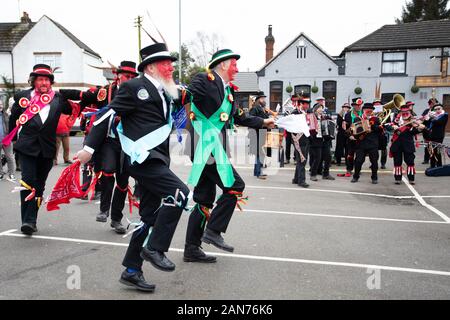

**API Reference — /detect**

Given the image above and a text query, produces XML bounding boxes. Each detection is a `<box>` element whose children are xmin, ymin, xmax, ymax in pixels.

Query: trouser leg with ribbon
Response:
<box><xmin>18</xmin><ymin>153</ymin><xmax>53</xmax><ymax>226</ymax></box>
<box><xmin>123</xmin><ymin>159</ymin><xmax>190</xmax><ymax>272</ymax></box>
<box><xmin>394</xmin><ymin>151</ymin><xmax>416</xmax><ymax>183</ymax></box>
<box><xmin>292</xmin><ymin>134</ymin><xmax>309</xmax><ymax>185</ymax></box>
<box><xmin>393</xmin><ymin>152</ymin><xmax>404</xmax><ymax>183</ymax></box>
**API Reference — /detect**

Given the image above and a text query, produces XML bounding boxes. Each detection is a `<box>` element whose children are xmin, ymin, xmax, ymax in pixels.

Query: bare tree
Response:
<box><xmin>188</xmin><ymin>32</ymin><xmax>225</xmax><ymax>68</ymax></box>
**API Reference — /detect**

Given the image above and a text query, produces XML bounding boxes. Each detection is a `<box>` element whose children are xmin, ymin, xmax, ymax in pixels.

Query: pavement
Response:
<box><xmin>0</xmin><ymin>132</ymin><xmax>449</xmax><ymax>300</ymax></box>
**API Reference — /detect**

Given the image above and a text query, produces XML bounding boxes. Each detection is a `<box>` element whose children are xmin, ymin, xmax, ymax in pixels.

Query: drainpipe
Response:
<box><xmin>10</xmin><ymin>51</ymin><xmax>16</xmax><ymax>94</ymax></box>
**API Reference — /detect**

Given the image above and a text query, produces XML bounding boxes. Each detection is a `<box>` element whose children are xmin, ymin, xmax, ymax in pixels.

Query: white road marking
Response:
<box><xmin>402</xmin><ymin>177</ymin><xmax>450</xmax><ymax>223</ymax></box>
<box><xmin>246</xmin><ymin>185</ymin><xmax>411</xmax><ymax>199</ymax></box>
<box><xmin>0</xmin><ymin>229</ymin><xmax>17</xmax><ymax>236</ymax></box>
<box><xmin>2</xmin><ymin>231</ymin><xmax>450</xmax><ymax>277</ymax></box>
<box><xmin>234</xmin><ymin>166</ymin><xmax>426</xmax><ymax>174</ymax></box>
<box><xmin>243</xmin><ymin>209</ymin><xmax>449</xmax><ymax>225</ymax></box>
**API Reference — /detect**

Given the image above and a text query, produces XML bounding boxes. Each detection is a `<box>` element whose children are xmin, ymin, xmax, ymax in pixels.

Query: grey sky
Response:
<box><xmin>2</xmin><ymin>0</ymin><xmax>410</xmax><ymax>71</ymax></box>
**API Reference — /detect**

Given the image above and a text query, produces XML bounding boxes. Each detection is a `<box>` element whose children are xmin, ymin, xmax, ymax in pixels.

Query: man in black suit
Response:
<box><xmin>426</xmin><ymin>103</ymin><xmax>449</xmax><ymax>168</ymax></box>
<box><xmin>82</xmin><ymin>43</ymin><xmax>188</xmax><ymax>292</ymax></box>
<box><xmin>78</xmin><ymin>61</ymin><xmax>138</xmax><ymax>233</ymax></box>
<box><xmin>5</xmin><ymin>64</ymin><xmax>81</xmax><ymax>235</ymax></box>
<box><xmin>183</xmin><ymin>49</ymin><xmax>275</xmax><ymax>263</ymax></box>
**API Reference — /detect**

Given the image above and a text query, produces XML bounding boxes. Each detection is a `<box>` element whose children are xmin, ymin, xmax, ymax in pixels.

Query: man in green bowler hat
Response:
<box><xmin>183</xmin><ymin>49</ymin><xmax>275</xmax><ymax>262</ymax></box>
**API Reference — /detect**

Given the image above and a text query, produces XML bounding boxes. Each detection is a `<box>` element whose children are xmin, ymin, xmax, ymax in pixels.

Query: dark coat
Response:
<box><xmin>187</xmin><ymin>71</ymin><xmax>264</xmax><ymax>160</ymax></box>
<box><xmin>386</xmin><ymin>124</ymin><xmax>420</xmax><ymax>154</ymax></box>
<box><xmin>428</xmin><ymin>113</ymin><xmax>448</xmax><ymax>143</ymax></box>
<box><xmin>109</xmin><ymin>76</ymin><xmax>171</xmax><ymax>165</ymax></box>
<box><xmin>9</xmin><ymin>88</ymin><xmax>81</xmax><ymax>158</ymax></box>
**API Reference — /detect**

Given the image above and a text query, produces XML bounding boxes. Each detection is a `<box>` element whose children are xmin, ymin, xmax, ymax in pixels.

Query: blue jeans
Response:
<box><xmin>254</xmin><ymin>156</ymin><xmax>263</xmax><ymax>177</ymax></box>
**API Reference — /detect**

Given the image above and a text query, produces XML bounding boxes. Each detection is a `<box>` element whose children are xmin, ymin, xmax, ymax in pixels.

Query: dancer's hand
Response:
<box><xmin>263</xmin><ymin>118</ymin><xmax>275</xmax><ymax>129</ymax></box>
<box><xmin>75</xmin><ymin>150</ymin><xmax>92</xmax><ymax>164</ymax></box>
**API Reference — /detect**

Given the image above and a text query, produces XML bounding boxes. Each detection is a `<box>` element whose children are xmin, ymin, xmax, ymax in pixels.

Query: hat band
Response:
<box><xmin>209</xmin><ymin>52</ymin><xmax>238</xmax><ymax>68</ymax></box>
<box><xmin>142</xmin><ymin>51</ymin><xmax>171</xmax><ymax>62</ymax></box>
<box><xmin>119</xmin><ymin>66</ymin><xmax>137</xmax><ymax>73</ymax></box>
<box><xmin>34</xmin><ymin>68</ymin><xmax>52</xmax><ymax>75</ymax></box>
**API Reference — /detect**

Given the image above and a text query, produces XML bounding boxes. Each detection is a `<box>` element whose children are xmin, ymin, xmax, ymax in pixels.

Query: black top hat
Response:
<box><xmin>208</xmin><ymin>49</ymin><xmax>240</xmax><ymax>70</ymax></box>
<box><xmin>30</xmin><ymin>64</ymin><xmax>54</xmax><ymax>81</ymax></box>
<box><xmin>117</xmin><ymin>61</ymin><xmax>138</xmax><ymax>76</ymax></box>
<box><xmin>431</xmin><ymin>103</ymin><xmax>444</xmax><ymax>111</ymax></box>
<box><xmin>254</xmin><ymin>91</ymin><xmax>266</xmax><ymax>101</ymax></box>
<box><xmin>352</xmin><ymin>97</ymin><xmax>363</xmax><ymax>106</ymax></box>
<box><xmin>362</xmin><ymin>102</ymin><xmax>375</xmax><ymax>110</ymax></box>
<box><xmin>138</xmin><ymin>43</ymin><xmax>176</xmax><ymax>72</ymax></box>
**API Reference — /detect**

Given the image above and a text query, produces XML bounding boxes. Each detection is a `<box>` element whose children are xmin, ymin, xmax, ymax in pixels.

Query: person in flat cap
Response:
<box><xmin>341</xmin><ymin>98</ymin><xmax>363</xmax><ymax>177</ymax></box>
<box><xmin>76</xmin><ymin>60</ymin><xmax>139</xmax><ymax>234</ymax></box>
<box><xmin>421</xmin><ymin>98</ymin><xmax>439</xmax><ymax>164</ymax></box>
<box><xmin>351</xmin><ymin>102</ymin><xmax>381</xmax><ymax>184</ymax></box>
<box><xmin>184</xmin><ymin>49</ymin><xmax>275</xmax><ymax>262</ymax></box>
<box><xmin>249</xmin><ymin>91</ymin><xmax>270</xmax><ymax>179</ymax></box>
<box><xmin>335</xmin><ymin>103</ymin><xmax>351</xmax><ymax>166</ymax></box>
<box><xmin>82</xmin><ymin>43</ymin><xmax>187</xmax><ymax>292</ymax></box>
<box><xmin>385</xmin><ymin>104</ymin><xmax>426</xmax><ymax>185</ymax></box>
<box><xmin>4</xmin><ymin>64</ymin><xmax>82</xmax><ymax>236</ymax></box>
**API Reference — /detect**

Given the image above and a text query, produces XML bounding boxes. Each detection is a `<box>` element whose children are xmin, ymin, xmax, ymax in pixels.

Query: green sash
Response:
<box><xmin>188</xmin><ymin>87</ymin><xmax>235</xmax><ymax>188</ymax></box>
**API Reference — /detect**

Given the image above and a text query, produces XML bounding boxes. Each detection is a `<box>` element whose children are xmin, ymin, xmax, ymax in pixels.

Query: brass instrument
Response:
<box><xmin>350</xmin><ymin>119</ymin><xmax>371</xmax><ymax>136</ymax></box>
<box><xmin>375</xmin><ymin>94</ymin><xmax>405</xmax><ymax>125</ymax></box>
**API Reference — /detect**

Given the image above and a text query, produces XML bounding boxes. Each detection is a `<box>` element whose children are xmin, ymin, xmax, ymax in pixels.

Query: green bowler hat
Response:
<box><xmin>208</xmin><ymin>49</ymin><xmax>241</xmax><ymax>70</ymax></box>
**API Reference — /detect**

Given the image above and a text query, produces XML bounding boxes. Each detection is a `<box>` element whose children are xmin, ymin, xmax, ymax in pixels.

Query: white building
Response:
<box><xmin>257</xmin><ymin>20</ymin><xmax>450</xmax><ymax>117</ymax></box>
<box><xmin>0</xmin><ymin>12</ymin><xmax>106</xmax><ymax>98</ymax></box>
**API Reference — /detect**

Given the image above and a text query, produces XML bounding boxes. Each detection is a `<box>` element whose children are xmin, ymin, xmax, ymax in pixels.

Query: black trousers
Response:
<box><xmin>430</xmin><ymin>139</ymin><xmax>444</xmax><ymax>168</ymax></box>
<box><xmin>293</xmin><ymin>139</ymin><xmax>309</xmax><ymax>184</ymax></box>
<box><xmin>393</xmin><ymin>151</ymin><xmax>415</xmax><ymax>182</ymax></box>
<box><xmin>18</xmin><ymin>152</ymin><xmax>54</xmax><ymax>224</ymax></box>
<box><xmin>285</xmin><ymin>131</ymin><xmax>293</xmax><ymax>161</ymax></box>
<box><xmin>317</xmin><ymin>139</ymin><xmax>332</xmax><ymax>177</ymax></box>
<box><xmin>335</xmin><ymin>133</ymin><xmax>347</xmax><ymax>165</ymax></box>
<box><xmin>354</xmin><ymin>148</ymin><xmax>379</xmax><ymax>180</ymax></box>
<box><xmin>346</xmin><ymin>139</ymin><xmax>357</xmax><ymax>173</ymax></box>
<box><xmin>122</xmin><ymin>158</ymin><xmax>189</xmax><ymax>270</ymax></box>
<box><xmin>98</xmin><ymin>139</ymin><xmax>129</xmax><ymax>222</ymax></box>
<box><xmin>185</xmin><ymin>164</ymin><xmax>245</xmax><ymax>247</ymax></box>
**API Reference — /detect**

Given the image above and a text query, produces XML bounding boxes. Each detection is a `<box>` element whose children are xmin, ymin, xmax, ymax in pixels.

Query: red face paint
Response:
<box><xmin>363</xmin><ymin>109</ymin><xmax>373</xmax><ymax>116</ymax></box>
<box><xmin>117</xmin><ymin>72</ymin><xmax>136</xmax><ymax>85</ymax></box>
<box><xmin>156</xmin><ymin>60</ymin><xmax>174</xmax><ymax>80</ymax></box>
<box><xmin>227</xmin><ymin>59</ymin><xmax>239</xmax><ymax>81</ymax></box>
<box><xmin>34</xmin><ymin>76</ymin><xmax>52</xmax><ymax>94</ymax></box>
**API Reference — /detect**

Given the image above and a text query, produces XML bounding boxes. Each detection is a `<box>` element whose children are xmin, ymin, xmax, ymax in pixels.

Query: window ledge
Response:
<box><xmin>380</xmin><ymin>73</ymin><xmax>408</xmax><ymax>77</ymax></box>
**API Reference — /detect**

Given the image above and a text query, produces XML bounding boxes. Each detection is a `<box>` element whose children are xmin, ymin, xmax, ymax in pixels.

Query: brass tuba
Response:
<box><xmin>376</xmin><ymin>94</ymin><xmax>405</xmax><ymax>124</ymax></box>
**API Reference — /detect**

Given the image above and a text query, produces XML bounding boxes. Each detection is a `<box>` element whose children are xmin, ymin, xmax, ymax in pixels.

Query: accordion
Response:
<box><xmin>321</xmin><ymin>119</ymin><xmax>336</xmax><ymax>139</ymax></box>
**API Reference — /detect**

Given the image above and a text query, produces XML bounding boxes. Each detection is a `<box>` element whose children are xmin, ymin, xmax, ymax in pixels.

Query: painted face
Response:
<box><xmin>155</xmin><ymin>60</ymin><xmax>174</xmax><ymax>80</ymax></box>
<box><xmin>401</xmin><ymin>111</ymin><xmax>411</xmax><ymax>118</ymax></box>
<box><xmin>34</xmin><ymin>76</ymin><xmax>52</xmax><ymax>94</ymax></box>
<box><xmin>117</xmin><ymin>72</ymin><xmax>136</xmax><ymax>85</ymax></box>
<box><xmin>363</xmin><ymin>108</ymin><xmax>373</xmax><ymax>116</ymax></box>
<box><xmin>226</xmin><ymin>59</ymin><xmax>239</xmax><ymax>81</ymax></box>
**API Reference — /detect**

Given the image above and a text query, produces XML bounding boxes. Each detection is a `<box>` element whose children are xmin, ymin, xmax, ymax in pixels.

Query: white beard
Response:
<box><xmin>155</xmin><ymin>75</ymin><xmax>179</xmax><ymax>100</ymax></box>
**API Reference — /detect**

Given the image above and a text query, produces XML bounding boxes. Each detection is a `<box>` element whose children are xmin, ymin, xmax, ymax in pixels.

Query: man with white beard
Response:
<box><xmin>96</xmin><ymin>43</ymin><xmax>189</xmax><ymax>292</ymax></box>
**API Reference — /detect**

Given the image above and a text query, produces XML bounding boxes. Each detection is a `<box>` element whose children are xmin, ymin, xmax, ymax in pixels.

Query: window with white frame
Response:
<box><xmin>381</xmin><ymin>52</ymin><xmax>406</xmax><ymax>75</ymax></box>
<box><xmin>34</xmin><ymin>53</ymin><xmax>62</xmax><ymax>73</ymax></box>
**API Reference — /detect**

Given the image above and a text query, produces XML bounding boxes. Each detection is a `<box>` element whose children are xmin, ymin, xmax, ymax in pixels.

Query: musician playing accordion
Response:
<box><xmin>384</xmin><ymin>104</ymin><xmax>425</xmax><ymax>185</ymax></box>
<box><xmin>350</xmin><ymin>103</ymin><xmax>381</xmax><ymax>184</ymax></box>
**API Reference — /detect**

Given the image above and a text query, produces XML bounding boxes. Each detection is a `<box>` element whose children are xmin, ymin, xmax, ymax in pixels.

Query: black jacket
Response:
<box><xmin>187</xmin><ymin>71</ymin><xmax>264</xmax><ymax>160</ymax></box>
<box><xmin>9</xmin><ymin>88</ymin><xmax>81</xmax><ymax>158</ymax></box>
<box><xmin>109</xmin><ymin>76</ymin><xmax>172</xmax><ymax>165</ymax></box>
<box><xmin>428</xmin><ymin>113</ymin><xmax>448</xmax><ymax>143</ymax></box>
<box><xmin>84</xmin><ymin>108</ymin><xmax>120</xmax><ymax>152</ymax></box>
<box><xmin>386</xmin><ymin>124</ymin><xmax>420</xmax><ymax>154</ymax></box>
<box><xmin>249</xmin><ymin>104</ymin><xmax>270</xmax><ymax>120</ymax></box>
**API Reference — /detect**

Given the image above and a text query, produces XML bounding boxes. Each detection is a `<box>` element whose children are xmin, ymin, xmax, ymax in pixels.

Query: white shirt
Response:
<box><xmin>215</xmin><ymin>72</ymin><xmax>228</xmax><ymax>92</ymax></box>
<box><xmin>30</xmin><ymin>90</ymin><xmax>50</xmax><ymax>124</ymax></box>
<box><xmin>144</xmin><ymin>74</ymin><xmax>168</xmax><ymax>118</ymax></box>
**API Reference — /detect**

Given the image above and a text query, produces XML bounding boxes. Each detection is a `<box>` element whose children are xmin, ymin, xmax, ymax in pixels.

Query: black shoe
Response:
<box><xmin>322</xmin><ymin>175</ymin><xmax>335</xmax><ymax>181</ymax></box>
<box><xmin>372</xmin><ymin>179</ymin><xmax>378</xmax><ymax>185</ymax></box>
<box><xmin>380</xmin><ymin>165</ymin><xmax>386</xmax><ymax>170</ymax></box>
<box><xmin>257</xmin><ymin>175</ymin><xmax>267</xmax><ymax>180</ymax></box>
<box><xmin>111</xmin><ymin>220</ymin><xmax>126</xmax><ymax>234</ymax></box>
<box><xmin>351</xmin><ymin>178</ymin><xmax>359</xmax><ymax>183</ymax></box>
<box><xmin>395</xmin><ymin>181</ymin><xmax>401</xmax><ymax>185</ymax></box>
<box><xmin>292</xmin><ymin>179</ymin><xmax>298</xmax><ymax>185</ymax></box>
<box><xmin>298</xmin><ymin>182</ymin><xmax>310</xmax><ymax>188</ymax></box>
<box><xmin>140</xmin><ymin>247</ymin><xmax>176</xmax><ymax>272</ymax></box>
<box><xmin>284</xmin><ymin>160</ymin><xmax>290</xmax><ymax>165</ymax></box>
<box><xmin>422</xmin><ymin>161</ymin><xmax>429</xmax><ymax>165</ymax></box>
<box><xmin>96</xmin><ymin>211</ymin><xmax>109</xmax><ymax>223</ymax></box>
<box><xmin>409</xmin><ymin>180</ymin><xmax>415</xmax><ymax>185</ymax></box>
<box><xmin>183</xmin><ymin>245</ymin><xmax>217</xmax><ymax>263</ymax></box>
<box><xmin>310</xmin><ymin>176</ymin><xmax>318</xmax><ymax>182</ymax></box>
<box><xmin>119</xmin><ymin>270</ymin><xmax>155</xmax><ymax>293</ymax></box>
<box><xmin>201</xmin><ymin>229</ymin><xmax>234</xmax><ymax>253</ymax></box>
<box><xmin>21</xmin><ymin>223</ymin><xmax>37</xmax><ymax>235</ymax></box>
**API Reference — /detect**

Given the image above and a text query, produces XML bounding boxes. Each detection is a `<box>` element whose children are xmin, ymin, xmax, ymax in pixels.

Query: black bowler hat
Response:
<box><xmin>362</xmin><ymin>102</ymin><xmax>375</xmax><ymax>110</ymax></box>
<box><xmin>30</xmin><ymin>64</ymin><xmax>54</xmax><ymax>81</ymax></box>
<box><xmin>138</xmin><ymin>43</ymin><xmax>176</xmax><ymax>72</ymax></box>
<box><xmin>352</xmin><ymin>97</ymin><xmax>363</xmax><ymax>106</ymax></box>
<box><xmin>208</xmin><ymin>49</ymin><xmax>240</xmax><ymax>70</ymax></box>
<box><xmin>254</xmin><ymin>91</ymin><xmax>266</xmax><ymax>101</ymax></box>
<box><xmin>117</xmin><ymin>61</ymin><xmax>138</xmax><ymax>76</ymax></box>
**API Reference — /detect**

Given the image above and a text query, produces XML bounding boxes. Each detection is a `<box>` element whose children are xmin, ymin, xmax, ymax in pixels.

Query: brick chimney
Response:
<box><xmin>20</xmin><ymin>12</ymin><xmax>32</xmax><ymax>24</ymax></box>
<box><xmin>265</xmin><ymin>25</ymin><xmax>275</xmax><ymax>63</ymax></box>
